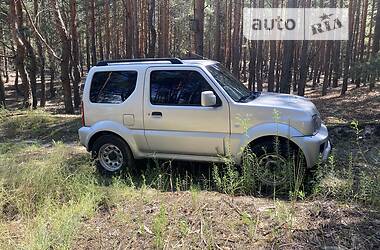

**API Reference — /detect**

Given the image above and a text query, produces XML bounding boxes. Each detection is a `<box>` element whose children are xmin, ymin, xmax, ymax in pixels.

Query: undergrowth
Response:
<box><xmin>0</xmin><ymin>110</ymin><xmax>378</xmax><ymax>249</ymax></box>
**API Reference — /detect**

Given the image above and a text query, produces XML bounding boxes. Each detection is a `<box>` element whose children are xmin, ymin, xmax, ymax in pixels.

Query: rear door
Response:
<box><xmin>143</xmin><ymin>66</ymin><xmax>229</xmax><ymax>156</ymax></box>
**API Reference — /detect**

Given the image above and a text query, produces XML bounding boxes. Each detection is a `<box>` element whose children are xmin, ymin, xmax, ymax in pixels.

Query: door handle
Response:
<box><xmin>151</xmin><ymin>111</ymin><xmax>162</xmax><ymax>117</ymax></box>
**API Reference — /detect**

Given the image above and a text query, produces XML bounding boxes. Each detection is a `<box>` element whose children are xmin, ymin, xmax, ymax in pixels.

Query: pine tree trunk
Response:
<box><xmin>366</xmin><ymin>0</ymin><xmax>376</xmax><ymax>59</ymax></box>
<box><xmin>268</xmin><ymin>0</ymin><xmax>279</xmax><ymax>92</ymax></box>
<box><xmin>70</xmin><ymin>0</ymin><xmax>81</xmax><ymax>108</ymax></box>
<box><xmin>359</xmin><ymin>0</ymin><xmax>369</xmax><ymax>61</ymax></box>
<box><xmin>50</xmin><ymin>0</ymin><xmax>74</xmax><ymax>114</ymax></box>
<box><xmin>112</xmin><ymin>0</ymin><xmax>120</xmax><ymax>59</ymax></box>
<box><xmin>214</xmin><ymin>0</ymin><xmax>221</xmax><ymax>61</ymax></box>
<box><xmin>193</xmin><ymin>0</ymin><xmax>205</xmax><ymax>56</ymax></box>
<box><xmin>9</xmin><ymin>0</ymin><xmax>31</xmax><ymax>109</ymax></box>
<box><xmin>90</xmin><ymin>0</ymin><xmax>97</xmax><ymax>65</ymax></box>
<box><xmin>148</xmin><ymin>0</ymin><xmax>156</xmax><ymax>57</ymax></box>
<box><xmin>0</xmin><ymin>71</ymin><xmax>5</xmax><ymax>108</ymax></box>
<box><xmin>14</xmin><ymin>69</ymin><xmax>20</xmax><ymax>95</ymax></box>
<box><xmin>322</xmin><ymin>41</ymin><xmax>332</xmax><ymax>96</ymax></box>
<box><xmin>279</xmin><ymin>0</ymin><xmax>296</xmax><ymax>94</ymax></box>
<box><xmin>342</xmin><ymin>0</ymin><xmax>355</xmax><ymax>95</ymax></box>
<box><xmin>298</xmin><ymin>41</ymin><xmax>309</xmax><ymax>96</ymax></box>
<box><xmin>18</xmin><ymin>0</ymin><xmax>38</xmax><ymax>108</ymax></box>
<box><xmin>158</xmin><ymin>0</ymin><xmax>169</xmax><ymax>57</ymax></box>
<box><xmin>105</xmin><ymin>0</ymin><xmax>111</xmax><ymax>60</ymax></box>
<box><xmin>231</xmin><ymin>0</ymin><xmax>242</xmax><ymax>78</ymax></box>
<box><xmin>225</xmin><ymin>0</ymin><xmax>232</xmax><ymax>69</ymax></box>
<box><xmin>34</xmin><ymin>0</ymin><xmax>46</xmax><ymax>107</ymax></box>
<box><xmin>373</xmin><ymin>0</ymin><xmax>380</xmax><ymax>54</ymax></box>
<box><xmin>1</xmin><ymin>27</ymin><xmax>9</xmax><ymax>83</ymax></box>
<box><xmin>248</xmin><ymin>41</ymin><xmax>256</xmax><ymax>91</ymax></box>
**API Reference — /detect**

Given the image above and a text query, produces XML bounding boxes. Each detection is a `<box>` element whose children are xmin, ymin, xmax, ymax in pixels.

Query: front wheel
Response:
<box><xmin>92</xmin><ymin>135</ymin><xmax>135</xmax><ymax>175</ymax></box>
<box><xmin>244</xmin><ymin>138</ymin><xmax>306</xmax><ymax>191</ymax></box>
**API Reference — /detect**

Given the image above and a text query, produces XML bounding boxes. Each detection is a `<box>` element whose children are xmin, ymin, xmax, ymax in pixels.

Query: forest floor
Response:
<box><xmin>0</xmin><ymin>76</ymin><xmax>379</xmax><ymax>249</ymax></box>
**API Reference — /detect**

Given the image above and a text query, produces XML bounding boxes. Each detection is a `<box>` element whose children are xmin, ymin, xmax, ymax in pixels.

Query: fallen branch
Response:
<box><xmin>222</xmin><ymin>198</ymin><xmax>252</xmax><ymax>219</ymax></box>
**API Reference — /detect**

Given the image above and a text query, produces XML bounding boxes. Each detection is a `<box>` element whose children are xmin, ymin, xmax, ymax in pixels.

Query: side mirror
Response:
<box><xmin>201</xmin><ymin>91</ymin><xmax>217</xmax><ymax>107</ymax></box>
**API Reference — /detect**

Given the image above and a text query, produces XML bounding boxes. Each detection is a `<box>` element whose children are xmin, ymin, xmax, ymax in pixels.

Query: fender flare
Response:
<box><xmin>234</xmin><ymin>123</ymin><xmax>306</xmax><ymax>164</ymax></box>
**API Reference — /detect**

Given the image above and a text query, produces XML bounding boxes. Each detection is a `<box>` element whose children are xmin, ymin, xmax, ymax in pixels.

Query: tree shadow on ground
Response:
<box><xmin>0</xmin><ymin>113</ymin><xmax>81</xmax><ymax>144</ymax></box>
<box><xmin>287</xmin><ymin>202</ymin><xmax>380</xmax><ymax>249</ymax></box>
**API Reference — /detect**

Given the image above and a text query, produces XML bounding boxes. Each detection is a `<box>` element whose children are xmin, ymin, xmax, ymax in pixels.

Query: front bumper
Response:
<box><xmin>292</xmin><ymin>124</ymin><xmax>331</xmax><ymax>168</ymax></box>
<box><xmin>321</xmin><ymin>140</ymin><xmax>332</xmax><ymax>162</ymax></box>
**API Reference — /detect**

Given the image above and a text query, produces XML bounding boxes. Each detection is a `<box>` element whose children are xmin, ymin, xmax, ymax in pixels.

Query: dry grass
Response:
<box><xmin>74</xmin><ymin>191</ymin><xmax>380</xmax><ymax>249</ymax></box>
<box><xmin>0</xmin><ymin>79</ymin><xmax>379</xmax><ymax>249</ymax></box>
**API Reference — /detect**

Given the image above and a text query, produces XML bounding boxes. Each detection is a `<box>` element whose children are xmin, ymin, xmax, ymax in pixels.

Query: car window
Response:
<box><xmin>90</xmin><ymin>71</ymin><xmax>137</xmax><ymax>104</ymax></box>
<box><xmin>150</xmin><ymin>70</ymin><xmax>214</xmax><ymax>106</ymax></box>
<box><xmin>206</xmin><ymin>64</ymin><xmax>251</xmax><ymax>102</ymax></box>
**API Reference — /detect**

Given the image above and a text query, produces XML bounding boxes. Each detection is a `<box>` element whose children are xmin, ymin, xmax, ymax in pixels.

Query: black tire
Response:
<box><xmin>92</xmin><ymin>135</ymin><xmax>135</xmax><ymax>175</ymax></box>
<box><xmin>245</xmin><ymin>138</ymin><xmax>306</xmax><ymax>190</ymax></box>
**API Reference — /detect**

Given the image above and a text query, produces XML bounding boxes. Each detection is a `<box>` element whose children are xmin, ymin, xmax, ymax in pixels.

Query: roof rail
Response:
<box><xmin>96</xmin><ymin>58</ymin><xmax>183</xmax><ymax>66</ymax></box>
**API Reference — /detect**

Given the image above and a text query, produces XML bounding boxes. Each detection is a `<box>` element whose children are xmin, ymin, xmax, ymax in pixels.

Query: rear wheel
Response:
<box><xmin>92</xmin><ymin>135</ymin><xmax>135</xmax><ymax>175</ymax></box>
<box><xmin>245</xmin><ymin>138</ymin><xmax>306</xmax><ymax>191</ymax></box>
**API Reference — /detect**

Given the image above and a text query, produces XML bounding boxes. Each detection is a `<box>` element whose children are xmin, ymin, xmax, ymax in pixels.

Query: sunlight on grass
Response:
<box><xmin>0</xmin><ymin>110</ymin><xmax>378</xmax><ymax>248</ymax></box>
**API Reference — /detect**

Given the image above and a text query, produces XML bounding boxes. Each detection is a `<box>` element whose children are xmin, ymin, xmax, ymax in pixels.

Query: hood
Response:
<box><xmin>251</xmin><ymin>92</ymin><xmax>319</xmax><ymax>116</ymax></box>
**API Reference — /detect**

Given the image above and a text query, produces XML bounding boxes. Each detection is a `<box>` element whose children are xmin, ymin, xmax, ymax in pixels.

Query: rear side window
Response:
<box><xmin>90</xmin><ymin>71</ymin><xmax>137</xmax><ymax>104</ymax></box>
<box><xmin>150</xmin><ymin>70</ymin><xmax>213</xmax><ymax>106</ymax></box>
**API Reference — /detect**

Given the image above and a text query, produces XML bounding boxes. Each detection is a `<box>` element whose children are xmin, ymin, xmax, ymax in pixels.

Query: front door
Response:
<box><xmin>143</xmin><ymin>66</ymin><xmax>229</xmax><ymax>156</ymax></box>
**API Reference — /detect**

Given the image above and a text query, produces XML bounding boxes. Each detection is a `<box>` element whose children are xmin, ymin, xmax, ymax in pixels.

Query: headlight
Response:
<box><xmin>312</xmin><ymin>114</ymin><xmax>322</xmax><ymax>134</ymax></box>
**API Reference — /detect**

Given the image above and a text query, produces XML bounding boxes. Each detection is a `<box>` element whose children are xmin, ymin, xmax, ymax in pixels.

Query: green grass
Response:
<box><xmin>0</xmin><ymin>109</ymin><xmax>81</xmax><ymax>143</ymax></box>
<box><xmin>0</xmin><ymin>110</ymin><xmax>378</xmax><ymax>248</ymax></box>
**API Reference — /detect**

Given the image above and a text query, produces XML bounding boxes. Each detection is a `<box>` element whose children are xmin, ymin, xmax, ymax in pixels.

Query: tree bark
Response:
<box><xmin>70</xmin><ymin>0</ymin><xmax>81</xmax><ymax>108</ymax></box>
<box><xmin>322</xmin><ymin>40</ymin><xmax>332</xmax><ymax>96</ymax></box>
<box><xmin>214</xmin><ymin>0</ymin><xmax>221</xmax><ymax>61</ymax></box>
<box><xmin>279</xmin><ymin>0</ymin><xmax>296</xmax><ymax>94</ymax></box>
<box><xmin>298</xmin><ymin>41</ymin><xmax>309</xmax><ymax>96</ymax></box>
<box><xmin>158</xmin><ymin>0</ymin><xmax>169</xmax><ymax>57</ymax></box>
<box><xmin>125</xmin><ymin>0</ymin><xmax>134</xmax><ymax>58</ymax></box>
<box><xmin>34</xmin><ymin>0</ymin><xmax>46</xmax><ymax>107</ymax></box>
<box><xmin>48</xmin><ymin>54</ymin><xmax>55</xmax><ymax>98</ymax></box>
<box><xmin>193</xmin><ymin>0</ymin><xmax>205</xmax><ymax>56</ymax></box>
<box><xmin>90</xmin><ymin>0</ymin><xmax>97</xmax><ymax>65</ymax></box>
<box><xmin>104</xmin><ymin>0</ymin><xmax>111</xmax><ymax>60</ymax></box>
<box><xmin>248</xmin><ymin>41</ymin><xmax>256</xmax><ymax>91</ymax></box>
<box><xmin>231</xmin><ymin>0</ymin><xmax>242</xmax><ymax>78</ymax></box>
<box><xmin>50</xmin><ymin>0</ymin><xmax>74</xmax><ymax>114</ymax></box>
<box><xmin>225</xmin><ymin>0</ymin><xmax>232</xmax><ymax>69</ymax></box>
<box><xmin>9</xmin><ymin>0</ymin><xmax>31</xmax><ymax>108</ymax></box>
<box><xmin>148</xmin><ymin>0</ymin><xmax>157</xmax><ymax>57</ymax></box>
<box><xmin>366</xmin><ymin>0</ymin><xmax>376</xmax><ymax>59</ymax></box>
<box><xmin>0</xmin><ymin>70</ymin><xmax>5</xmax><ymax>108</ymax></box>
<box><xmin>342</xmin><ymin>0</ymin><xmax>355</xmax><ymax>95</ymax></box>
<box><xmin>373</xmin><ymin>0</ymin><xmax>380</xmax><ymax>54</ymax></box>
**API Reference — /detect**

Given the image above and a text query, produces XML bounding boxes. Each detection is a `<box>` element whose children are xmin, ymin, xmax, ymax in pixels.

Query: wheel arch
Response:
<box><xmin>233</xmin><ymin>123</ymin><xmax>309</xmax><ymax>166</ymax></box>
<box><xmin>242</xmin><ymin>135</ymin><xmax>307</xmax><ymax>166</ymax></box>
<box><xmin>88</xmin><ymin>131</ymin><xmax>134</xmax><ymax>157</ymax></box>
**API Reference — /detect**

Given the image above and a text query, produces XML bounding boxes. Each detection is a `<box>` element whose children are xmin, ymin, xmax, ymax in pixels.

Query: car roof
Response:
<box><xmin>94</xmin><ymin>58</ymin><xmax>218</xmax><ymax>68</ymax></box>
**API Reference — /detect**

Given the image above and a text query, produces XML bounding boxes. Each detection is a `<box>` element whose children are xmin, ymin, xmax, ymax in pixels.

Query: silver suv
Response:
<box><xmin>79</xmin><ymin>58</ymin><xmax>331</xmax><ymax>176</ymax></box>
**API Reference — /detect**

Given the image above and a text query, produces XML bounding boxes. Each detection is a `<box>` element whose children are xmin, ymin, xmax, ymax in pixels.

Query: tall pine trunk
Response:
<box><xmin>158</xmin><ymin>0</ymin><xmax>169</xmax><ymax>57</ymax></box>
<box><xmin>193</xmin><ymin>0</ymin><xmax>205</xmax><ymax>56</ymax></box>
<box><xmin>148</xmin><ymin>0</ymin><xmax>157</xmax><ymax>57</ymax></box>
<box><xmin>231</xmin><ymin>0</ymin><xmax>242</xmax><ymax>78</ymax></box>
<box><xmin>279</xmin><ymin>0</ymin><xmax>296</xmax><ymax>94</ymax></box>
<box><xmin>70</xmin><ymin>0</ymin><xmax>81</xmax><ymax>108</ymax></box>
<box><xmin>50</xmin><ymin>0</ymin><xmax>74</xmax><ymax>114</ymax></box>
<box><xmin>214</xmin><ymin>0</ymin><xmax>221</xmax><ymax>61</ymax></box>
<box><xmin>9</xmin><ymin>0</ymin><xmax>31</xmax><ymax>108</ymax></box>
<box><xmin>373</xmin><ymin>0</ymin><xmax>380</xmax><ymax>54</ymax></box>
<box><xmin>90</xmin><ymin>0</ymin><xmax>97</xmax><ymax>65</ymax></box>
<box><xmin>342</xmin><ymin>0</ymin><xmax>355</xmax><ymax>95</ymax></box>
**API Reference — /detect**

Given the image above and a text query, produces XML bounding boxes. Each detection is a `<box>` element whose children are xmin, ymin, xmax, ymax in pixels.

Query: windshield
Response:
<box><xmin>206</xmin><ymin>64</ymin><xmax>253</xmax><ymax>102</ymax></box>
